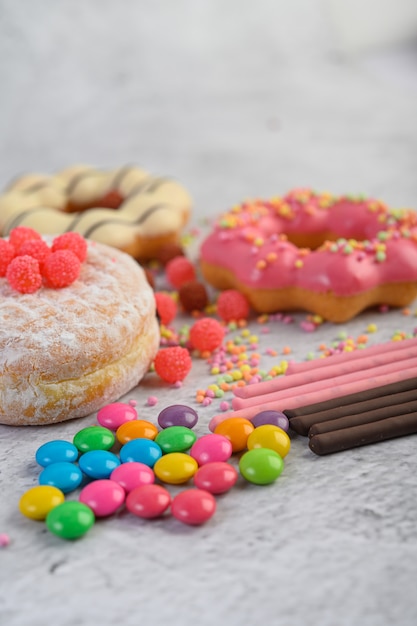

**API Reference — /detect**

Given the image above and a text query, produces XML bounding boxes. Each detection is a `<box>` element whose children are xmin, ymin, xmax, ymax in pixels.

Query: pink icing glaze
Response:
<box><xmin>200</xmin><ymin>190</ymin><xmax>417</xmax><ymax>296</ymax></box>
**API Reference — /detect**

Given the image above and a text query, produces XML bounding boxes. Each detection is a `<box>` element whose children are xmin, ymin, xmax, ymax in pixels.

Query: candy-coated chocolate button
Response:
<box><xmin>110</xmin><ymin>462</ymin><xmax>155</xmax><ymax>492</ymax></box>
<box><xmin>171</xmin><ymin>489</ymin><xmax>216</xmax><ymax>525</ymax></box>
<box><xmin>155</xmin><ymin>426</ymin><xmax>197</xmax><ymax>454</ymax></box>
<box><xmin>46</xmin><ymin>501</ymin><xmax>95</xmax><ymax>540</ymax></box>
<box><xmin>78</xmin><ymin>450</ymin><xmax>120</xmax><ymax>479</ymax></box>
<box><xmin>96</xmin><ymin>402</ymin><xmax>137</xmax><ymax>430</ymax></box>
<box><xmin>247</xmin><ymin>425</ymin><xmax>291</xmax><ymax>458</ymax></box>
<box><xmin>19</xmin><ymin>485</ymin><xmax>65</xmax><ymax>520</ymax></box>
<box><xmin>126</xmin><ymin>484</ymin><xmax>171</xmax><ymax>519</ymax></box>
<box><xmin>116</xmin><ymin>420</ymin><xmax>159</xmax><ymax>445</ymax></box>
<box><xmin>239</xmin><ymin>448</ymin><xmax>284</xmax><ymax>485</ymax></box>
<box><xmin>35</xmin><ymin>440</ymin><xmax>78</xmax><ymax>467</ymax></box>
<box><xmin>157</xmin><ymin>404</ymin><xmax>198</xmax><ymax>429</ymax></box>
<box><xmin>119</xmin><ymin>438</ymin><xmax>162</xmax><ymax>467</ymax></box>
<box><xmin>214</xmin><ymin>417</ymin><xmax>254</xmax><ymax>452</ymax></box>
<box><xmin>251</xmin><ymin>410</ymin><xmax>289</xmax><ymax>432</ymax></box>
<box><xmin>189</xmin><ymin>433</ymin><xmax>232</xmax><ymax>465</ymax></box>
<box><xmin>73</xmin><ymin>426</ymin><xmax>115</xmax><ymax>453</ymax></box>
<box><xmin>39</xmin><ymin>461</ymin><xmax>83</xmax><ymax>494</ymax></box>
<box><xmin>79</xmin><ymin>480</ymin><xmax>125</xmax><ymax>517</ymax></box>
<box><xmin>194</xmin><ymin>461</ymin><xmax>238</xmax><ymax>494</ymax></box>
<box><xmin>153</xmin><ymin>453</ymin><xmax>198</xmax><ymax>485</ymax></box>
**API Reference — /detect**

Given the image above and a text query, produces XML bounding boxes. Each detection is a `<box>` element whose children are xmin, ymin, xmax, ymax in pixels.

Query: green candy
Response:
<box><xmin>46</xmin><ymin>501</ymin><xmax>95</xmax><ymax>540</ymax></box>
<box><xmin>155</xmin><ymin>426</ymin><xmax>197</xmax><ymax>454</ymax></box>
<box><xmin>73</xmin><ymin>426</ymin><xmax>115</xmax><ymax>453</ymax></box>
<box><xmin>239</xmin><ymin>448</ymin><xmax>284</xmax><ymax>485</ymax></box>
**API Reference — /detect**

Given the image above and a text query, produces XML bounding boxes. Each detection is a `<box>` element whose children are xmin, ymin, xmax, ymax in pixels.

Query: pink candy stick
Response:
<box><xmin>232</xmin><ymin>344</ymin><xmax>417</xmax><ymax>406</ymax></box>
<box><xmin>286</xmin><ymin>336</ymin><xmax>417</xmax><ymax>376</ymax></box>
<box><xmin>234</xmin><ymin>337</ymin><xmax>417</xmax><ymax>399</ymax></box>
<box><xmin>232</xmin><ymin>355</ymin><xmax>417</xmax><ymax>410</ymax></box>
<box><xmin>208</xmin><ymin>365</ymin><xmax>417</xmax><ymax>431</ymax></box>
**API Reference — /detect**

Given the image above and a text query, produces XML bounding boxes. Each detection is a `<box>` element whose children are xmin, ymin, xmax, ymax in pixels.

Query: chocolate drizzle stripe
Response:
<box><xmin>82</xmin><ymin>203</ymin><xmax>172</xmax><ymax>239</ymax></box>
<box><xmin>110</xmin><ymin>164</ymin><xmax>138</xmax><ymax>189</ymax></box>
<box><xmin>127</xmin><ymin>177</ymin><xmax>172</xmax><ymax>200</ymax></box>
<box><xmin>4</xmin><ymin>208</ymin><xmax>87</xmax><ymax>236</ymax></box>
<box><xmin>66</xmin><ymin>169</ymin><xmax>98</xmax><ymax>195</ymax></box>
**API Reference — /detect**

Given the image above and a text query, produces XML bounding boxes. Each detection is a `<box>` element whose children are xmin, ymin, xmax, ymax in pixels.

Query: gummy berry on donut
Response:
<box><xmin>0</xmin><ymin>240</ymin><xmax>15</xmax><ymax>276</ymax></box>
<box><xmin>42</xmin><ymin>250</ymin><xmax>81</xmax><ymax>288</ymax></box>
<box><xmin>18</xmin><ymin>239</ymin><xmax>51</xmax><ymax>269</ymax></box>
<box><xmin>6</xmin><ymin>255</ymin><xmax>43</xmax><ymax>294</ymax></box>
<box><xmin>52</xmin><ymin>232</ymin><xmax>88</xmax><ymax>262</ymax></box>
<box><xmin>8</xmin><ymin>226</ymin><xmax>41</xmax><ymax>252</ymax></box>
<box><xmin>199</xmin><ymin>190</ymin><xmax>417</xmax><ymax>322</ymax></box>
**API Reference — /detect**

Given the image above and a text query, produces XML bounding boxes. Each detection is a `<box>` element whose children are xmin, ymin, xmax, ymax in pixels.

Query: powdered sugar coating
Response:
<box><xmin>0</xmin><ymin>238</ymin><xmax>160</xmax><ymax>425</ymax></box>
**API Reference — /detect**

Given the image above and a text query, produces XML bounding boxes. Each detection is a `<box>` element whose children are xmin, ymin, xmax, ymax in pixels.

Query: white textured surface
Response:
<box><xmin>1</xmin><ymin>2</ymin><xmax>417</xmax><ymax>625</ymax></box>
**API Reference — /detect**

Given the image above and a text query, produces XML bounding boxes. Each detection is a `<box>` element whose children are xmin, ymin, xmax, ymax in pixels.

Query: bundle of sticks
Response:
<box><xmin>208</xmin><ymin>337</ymin><xmax>417</xmax><ymax>455</ymax></box>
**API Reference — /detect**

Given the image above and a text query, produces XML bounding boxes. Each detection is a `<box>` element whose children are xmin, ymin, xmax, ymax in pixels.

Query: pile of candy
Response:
<box><xmin>0</xmin><ymin>227</ymin><xmax>87</xmax><ymax>293</ymax></box>
<box><xmin>18</xmin><ymin>402</ymin><xmax>290</xmax><ymax>539</ymax></box>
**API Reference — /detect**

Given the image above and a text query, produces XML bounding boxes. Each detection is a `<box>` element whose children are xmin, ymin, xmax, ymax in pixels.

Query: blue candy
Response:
<box><xmin>119</xmin><ymin>438</ymin><xmax>162</xmax><ymax>467</ymax></box>
<box><xmin>78</xmin><ymin>450</ymin><xmax>120</xmax><ymax>479</ymax></box>
<box><xmin>39</xmin><ymin>462</ymin><xmax>83</xmax><ymax>494</ymax></box>
<box><xmin>35</xmin><ymin>440</ymin><xmax>79</xmax><ymax>467</ymax></box>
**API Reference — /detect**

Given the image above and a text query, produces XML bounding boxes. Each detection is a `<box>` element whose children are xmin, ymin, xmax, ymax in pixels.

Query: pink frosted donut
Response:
<box><xmin>200</xmin><ymin>189</ymin><xmax>417</xmax><ymax>322</ymax></box>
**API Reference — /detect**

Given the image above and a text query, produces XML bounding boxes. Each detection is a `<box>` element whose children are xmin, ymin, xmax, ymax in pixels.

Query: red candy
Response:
<box><xmin>216</xmin><ymin>289</ymin><xmax>250</xmax><ymax>322</ymax></box>
<box><xmin>19</xmin><ymin>239</ymin><xmax>51</xmax><ymax>268</ymax></box>
<box><xmin>165</xmin><ymin>256</ymin><xmax>196</xmax><ymax>288</ymax></box>
<box><xmin>0</xmin><ymin>240</ymin><xmax>15</xmax><ymax>276</ymax></box>
<box><xmin>126</xmin><ymin>484</ymin><xmax>171</xmax><ymax>519</ymax></box>
<box><xmin>194</xmin><ymin>461</ymin><xmax>238</xmax><ymax>494</ymax></box>
<box><xmin>171</xmin><ymin>488</ymin><xmax>216</xmax><ymax>525</ymax></box>
<box><xmin>189</xmin><ymin>317</ymin><xmax>225</xmax><ymax>353</ymax></box>
<box><xmin>52</xmin><ymin>232</ymin><xmax>88</xmax><ymax>262</ymax></box>
<box><xmin>43</xmin><ymin>250</ymin><xmax>81</xmax><ymax>288</ymax></box>
<box><xmin>154</xmin><ymin>346</ymin><xmax>192</xmax><ymax>383</ymax></box>
<box><xmin>8</xmin><ymin>226</ymin><xmax>41</xmax><ymax>252</ymax></box>
<box><xmin>6</xmin><ymin>255</ymin><xmax>42</xmax><ymax>293</ymax></box>
<box><xmin>155</xmin><ymin>292</ymin><xmax>178</xmax><ymax>325</ymax></box>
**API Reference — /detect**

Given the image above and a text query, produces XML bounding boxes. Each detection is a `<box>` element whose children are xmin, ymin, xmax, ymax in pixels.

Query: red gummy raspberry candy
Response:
<box><xmin>8</xmin><ymin>226</ymin><xmax>41</xmax><ymax>253</ymax></box>
<box><xmin>189</xmin><ymin>317</ymin><xmax>225</xmax><ymax>353</ymax></box>
<box><xmin>165</xmin><ymin>256</ymin><xmax>196</xmax><ymax>289</ymax></box>
<box><xmin>0</xmin><ymin>240</ymin><xmax>16</xmax><ymax>276</ymax></box>
<box><xmin>216</xmin><ymin>290</ymin><xmax>250</xmax><ymax>322</ymax></box>
<box><xmin>18</xmin><ymin>239</ymin><xmax>51</xmax><ymax>268</ymax></box>
<box><xmin>154</xmin><ymin>346</ymin><xmax>192</xmax><ymax>383</ymax></box>
<box><xmin>6</xmin><ymin>255</ymin><xmax>42</xmax><ymax>293</ymax></box>
<box><xmin>155</xmin><ymin>292</ymin><xmax>178</xmax><ymax>325</ymax></box>
<box><xmin>43</xmin><ymin>249</ymin><xmax>81</xmax><ymax>288</ymax></box>
<box><xmin>52</xmin><ymin>232</ymin><xmax>88</xmax><ymax>262</ymax></box>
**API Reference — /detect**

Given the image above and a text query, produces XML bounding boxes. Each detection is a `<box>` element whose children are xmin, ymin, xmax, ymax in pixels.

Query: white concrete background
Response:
<box><xmin>1</xmin><ymin>1</ymin><xmax>417</xmax><ymax>625</ymax></box>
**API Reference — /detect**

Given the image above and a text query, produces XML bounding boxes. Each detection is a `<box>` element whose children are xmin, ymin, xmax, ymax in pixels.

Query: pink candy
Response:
<box><xmin>79</xmin><ymin>479</ymin><xmax>125</xmax><ymax>517</ymax></box>
<box><xmin>110</xmin><ymin>462</ymin><xmax>155</xmax><ymax>492</ymax></box>
<box><xmin>189</xmin><ymin>434</ymin><xmax>233</xmax><ymax>465</ymax></box>
<box><xmin>96</xmin><ymin>402</ymin><xmax>137</xmax><ymax>430</ymax></box>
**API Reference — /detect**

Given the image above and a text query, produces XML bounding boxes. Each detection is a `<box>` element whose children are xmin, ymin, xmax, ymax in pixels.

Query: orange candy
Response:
<box><xmin>214</xmin><ymin>417</ymin><xmax>254</xmax><ymax>453</ymax></box>
<box><xmin>116</xmin><ymin>420</ymin><xmax>159</xmax><ymax>444</ymax></box>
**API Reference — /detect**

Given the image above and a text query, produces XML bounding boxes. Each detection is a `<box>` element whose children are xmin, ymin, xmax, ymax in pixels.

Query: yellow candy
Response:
<box><xmin>19</xmin><ymin>485</ymin><xmax>65</xmax><ymax>520</ymax></box>
<box><xmin>247</xmin><ymin>425</ymin><xmax>291</xmax><ymax>458</ymax></box>
<box><xmin>153</xmin><ymin>453</ymin><xmax>198</xmax><ymax>485</ymax></box>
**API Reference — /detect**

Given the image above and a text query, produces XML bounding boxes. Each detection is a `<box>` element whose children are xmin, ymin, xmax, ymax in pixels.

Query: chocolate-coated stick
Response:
<box><xmin>308</xmin><ymin>400</ymin><xmax>417</xmax><ymax>437</ymax></box>
<box><xmin>309</xmin><ymin>413</ymin><xmax>417</xmax><ymax>455</ymax></box>
<box><xmin>284</xmin><ymin>377</ymin><xmax>417</xmax><ymax>420</ymax></box>
<box><xmin>289</xmin><ymin>385</ymin><xmax>417</xmax><ymax>436</ymax></box>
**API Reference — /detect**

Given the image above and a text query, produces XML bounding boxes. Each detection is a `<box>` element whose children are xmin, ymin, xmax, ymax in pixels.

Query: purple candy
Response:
<box><xmin>157</xmin><ymin>404</ymin><xmax>198</xmax><ymax>429</ymax></box>
<box><xmin>251</xmin><ymin>410</ymin><xmax>289</xmax><ymax>431</ymax></box>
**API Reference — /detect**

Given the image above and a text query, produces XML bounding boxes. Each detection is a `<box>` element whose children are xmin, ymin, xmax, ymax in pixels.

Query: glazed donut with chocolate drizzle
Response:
<box><xmin>0</xmin><ymin>164</ymin><xmax>192</xmax><ymax>261</ymax></box>
<box><xmin>200</xmin><ymin>189</ymin><xmax>417</xmax><ymax>322</ymax></box>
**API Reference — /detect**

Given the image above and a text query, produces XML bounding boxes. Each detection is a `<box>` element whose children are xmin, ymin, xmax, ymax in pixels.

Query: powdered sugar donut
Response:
<box><xmin>200</xmin><ymin>189</ymin><xmax>417</xmax><ymax>322</ymax></box>
<box><xmin>0</xmin><ymin>235</ymin><xmax>160</xmax><ymax>425</ymax></box>
<box><xmin>0</xmin><ymin>164</ymin><xmax>192</xmax><ymax>261</ymax></box>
